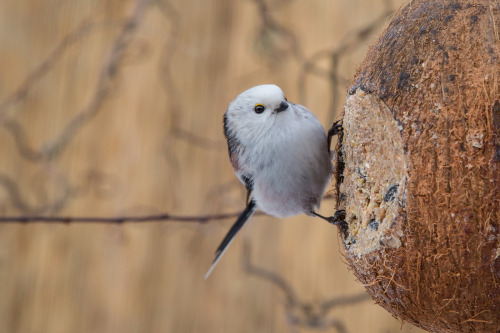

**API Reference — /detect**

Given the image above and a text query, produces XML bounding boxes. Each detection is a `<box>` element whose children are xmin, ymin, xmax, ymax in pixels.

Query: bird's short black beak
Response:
<box><xmin>275</xmin><ymin>101</ymin><xmax>289</xmax><ymax>113</ymax></box>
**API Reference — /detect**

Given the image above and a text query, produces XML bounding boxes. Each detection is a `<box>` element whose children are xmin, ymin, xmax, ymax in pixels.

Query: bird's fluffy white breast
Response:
<box><xmin>248</xmin><ymin>104</ymin><xmax>332</xmax><ymax>217</ymax></box>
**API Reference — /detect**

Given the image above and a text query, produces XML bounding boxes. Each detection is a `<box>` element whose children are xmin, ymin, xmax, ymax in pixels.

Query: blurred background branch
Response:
<box><xmin>243</xmin><ymin>240</ymin><xmax>370</xmax><ymax>333</ymax></box>
<box><xmin>1</xmin><ymin>0</ymin><xmax>149</xmax><ymax>162</ymax></box>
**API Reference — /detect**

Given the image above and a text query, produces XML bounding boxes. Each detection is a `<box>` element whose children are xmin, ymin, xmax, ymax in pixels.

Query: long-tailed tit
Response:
<box><xmin>205</xmin><ymin>84</ymin><xmax>344</xmax><ymax>278</ymax></box>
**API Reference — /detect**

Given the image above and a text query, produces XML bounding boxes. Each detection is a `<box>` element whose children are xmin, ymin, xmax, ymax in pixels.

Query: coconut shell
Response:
<box><xmin>335</xmin><ymin>0</ymin><xmax>500</xmax><ymax>332</ymax></box>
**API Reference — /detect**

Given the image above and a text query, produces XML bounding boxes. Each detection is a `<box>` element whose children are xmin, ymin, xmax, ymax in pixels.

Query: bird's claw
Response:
<box><xmin>327</xmin><ymin>209</ymin><xmax>346</xmax><ymax>225</ymax></box>
<box><xmin>328</xmin><ymin>120</ymin><xmax>343</xmax><ymax>136</ymax></box>
<box><xmin>327</xmin><ymin>120</ymin><xmax>343</xmax><ymax>152</ymax></box>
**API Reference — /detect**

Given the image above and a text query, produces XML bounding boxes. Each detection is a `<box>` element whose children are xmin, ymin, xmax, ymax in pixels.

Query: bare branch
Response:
<box><xmin>0</xmin><ymin>171</ymin><xmax>75</xmax><ymax>214</ymax></box>
<box><xmin>242</xmin><ymin>240</ymin><xmax>299</xmax><ymax>305</ymax></box>
<box><xmin>0</xmin><ymin>191</ymin><xmax>336</xmax><ymax>224</ymax></box>
<box><xmin>0</xmin><ymin>20</ymin><xmax>97</xmax><ymax>118</ymax></box>
<box><xmin>252</xmin><ymin>0</ymin><xmax>303</xmax><ymax>61</ymax></box>
<box><xmin>0</xmin><ymin>210</ymin><xmax>264</xmax><ymax>224</ymax></box>
<box><xmin>1</xmin><ymin>0</ymin><xmax>150</xmax><ymax>161</ymax></box>
<box><xmin>249</xmin><ymin>0</ymin><xmax>395</xmax><ymax>126</ymax></box>
<box><xmin>171</xmin><ymin>127</ymin><xmax>226</xmax><ymax>151</ymax></box>
<box><xmin>242</xmin><ymin>240</ymin><xmax>370</xmax><ymax>332</ymax></box>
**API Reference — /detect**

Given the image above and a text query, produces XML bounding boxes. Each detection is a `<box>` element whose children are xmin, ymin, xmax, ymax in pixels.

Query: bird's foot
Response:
<box><xmin>312</xmin><ymin>209</ymin><xmax>346</xmax><ymax>225</ymax></box>
<box><xmin>327</xmin><ymin>120</ymin><xmax>343</xmax><ymax>151</ymax></box>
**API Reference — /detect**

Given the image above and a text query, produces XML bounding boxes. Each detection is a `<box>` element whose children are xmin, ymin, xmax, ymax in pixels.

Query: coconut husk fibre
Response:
<box><xmin>335</xmin><ymin>0</ymin><xmax>500</xmax><ymax>332</ymax></box>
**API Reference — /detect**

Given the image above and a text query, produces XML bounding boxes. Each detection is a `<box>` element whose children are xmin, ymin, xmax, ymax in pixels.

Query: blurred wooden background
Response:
<box><xmin>0</xmin><ymin>0</ymin><xmax>426</xmax><ymax>332</ymax></box>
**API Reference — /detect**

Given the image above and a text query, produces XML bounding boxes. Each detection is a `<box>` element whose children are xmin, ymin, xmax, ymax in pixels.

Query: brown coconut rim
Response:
<box><xmin>335</xmin><ymin>0</ymin><xmax>500</xmax><ymax>332</ymax></box>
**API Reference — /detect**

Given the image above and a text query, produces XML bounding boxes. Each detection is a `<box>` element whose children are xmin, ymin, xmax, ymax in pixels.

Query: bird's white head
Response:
<box><xmin>225</xmin><ymin>84</ymin><xmax>290</xmax><ymax>140</ymax></box>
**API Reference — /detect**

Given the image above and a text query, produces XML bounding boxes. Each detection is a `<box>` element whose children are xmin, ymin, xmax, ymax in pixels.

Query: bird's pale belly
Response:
<box><xmin>252</xmin><ymin>177</ymin><xmax>319</xmax><ymax>218</ymax></box>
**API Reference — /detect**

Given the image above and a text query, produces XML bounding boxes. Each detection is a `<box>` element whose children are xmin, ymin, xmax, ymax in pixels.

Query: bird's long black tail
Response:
<box><xmin>204</xmin><ymin>200</ymin><xmax>256</xmax><ymax>279</ymax></box>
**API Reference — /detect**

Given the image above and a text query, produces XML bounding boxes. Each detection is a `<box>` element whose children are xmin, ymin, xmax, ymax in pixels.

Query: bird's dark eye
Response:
<box><xmin>254</xmin><ymin>104</ymin><xmax>265</xmax><ymax>114</ymax></box>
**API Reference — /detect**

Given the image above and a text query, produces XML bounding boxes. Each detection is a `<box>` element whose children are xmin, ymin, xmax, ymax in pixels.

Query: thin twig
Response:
<box><xmin>0</xmin><ymin>192</ymin><xmax>336</xmax><ymax>224</ymax></box>
<box><xmin>0</xmin><ymin>171</ymin><xmax>75</xmax><ymax>215</ymax></box>
<box><xmin>242</xmin><ymin>240</ymin><xmax>369</xmax><ymax>332</ymax></box>
<box><xmin>0</xmin><ymin>210</ymin><xmax>264</xmax><ymax>224</ymax></box>
<box><xmin>0</xmin><ymin>20</ymin><xmax>97</xmax><ymax>118</ymax></box>
<box><xmin>2</xmin><ymin>0</ymin><xmax>150</xmax><ymax>161</ymax></box>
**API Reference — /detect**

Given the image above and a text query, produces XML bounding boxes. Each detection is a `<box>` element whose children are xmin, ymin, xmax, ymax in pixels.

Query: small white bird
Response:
<box><xmin>205</xmin><ymin>84</ymin><xmax>344</xmax><ymax>278</ymax></box>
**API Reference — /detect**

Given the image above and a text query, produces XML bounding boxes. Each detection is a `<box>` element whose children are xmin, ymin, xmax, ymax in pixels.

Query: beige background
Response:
<box><xmin>0</xmin><ymin>0</ymin><xmax>425</xmax><ymax>332</ymax></box>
